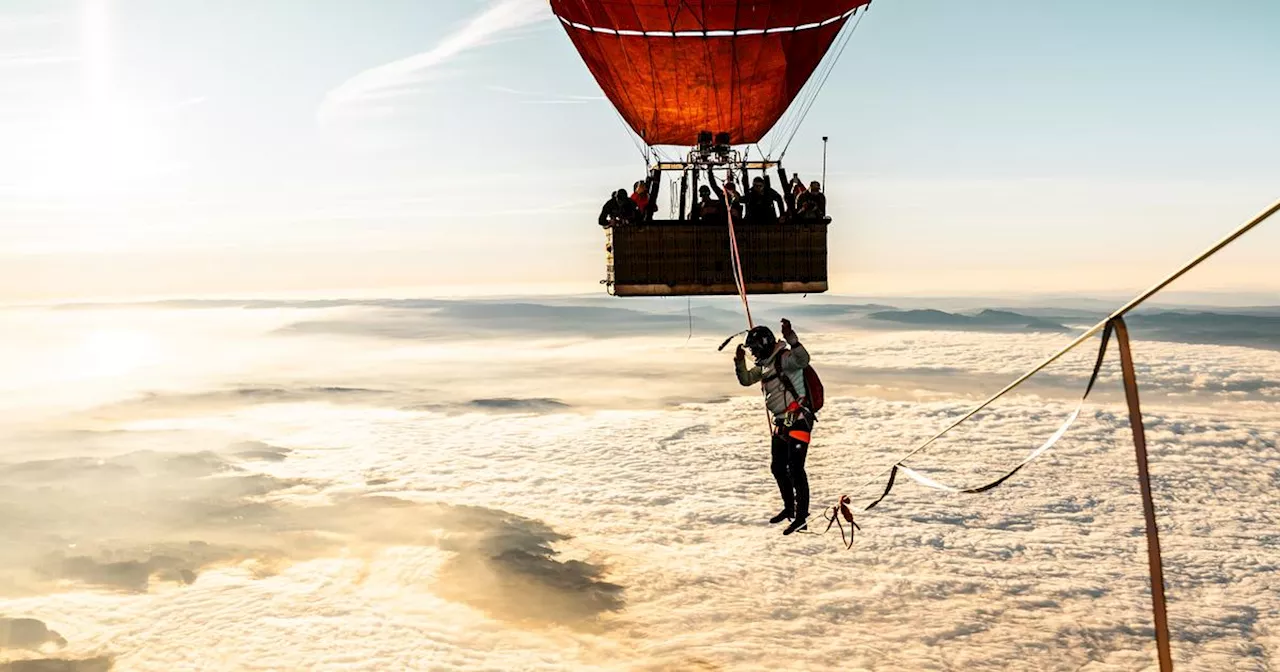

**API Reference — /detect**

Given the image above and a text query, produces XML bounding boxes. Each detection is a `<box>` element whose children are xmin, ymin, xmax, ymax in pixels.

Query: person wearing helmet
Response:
<box><xmin>734</xmin><ymin>318</ymin><xmax>813</xmax><ymax>535</ymax></box>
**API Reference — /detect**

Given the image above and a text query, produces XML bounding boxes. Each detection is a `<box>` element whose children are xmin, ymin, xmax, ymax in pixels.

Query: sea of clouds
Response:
<box><xmin>0</xmin><ymin>297</ymin><xmax>1276</xmax><ymax>671</ymax></box>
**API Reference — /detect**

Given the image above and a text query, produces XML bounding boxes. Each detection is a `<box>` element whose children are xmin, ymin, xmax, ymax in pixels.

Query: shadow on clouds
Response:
<box><xmin>0</xmin><ymin>619</ymin><xmax>65</xmax><ymax>651</ymax></box>
<box><xmin>0</xmin><ymin>447</ymin><xmax>622</xmax><ymax>631</ymax></box>
<box><xmin>0</xmin><ymin>657</ymin><xmax>114</xmax><ymax>672</ymax></box>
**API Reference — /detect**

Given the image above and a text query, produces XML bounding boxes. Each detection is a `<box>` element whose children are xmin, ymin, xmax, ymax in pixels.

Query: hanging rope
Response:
<box><xmin>685</xmin><ymin>296</ymin><xmax>693</xmax><ymax>345</ymax></box>
<box><xmin>718</xmin><ymin>168</ymin><xmax>780</xmax><ymax>434</ymax></box>
<box><xmin>722</xmin><ymin>170</ymin><xmax>754</xmax><ymax>329</ymax></box>
<box><xmin>669</xmin><ymin>178</ymin><xmax>679</xmax><ymax>219</ymax></box>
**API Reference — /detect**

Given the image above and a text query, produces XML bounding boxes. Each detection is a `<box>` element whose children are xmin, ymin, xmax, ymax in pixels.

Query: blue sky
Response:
<box><xmin>0</xmin><ymin>0</ymin><xmax>1276</xmax><ymax>301</ymax></box>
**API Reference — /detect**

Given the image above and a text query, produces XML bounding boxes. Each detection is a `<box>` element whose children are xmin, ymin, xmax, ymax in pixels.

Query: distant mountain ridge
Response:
<box><xmin>1127</xmin><ymin>310</ymin><xmax>1280</xmax><ymax>350</ymax></box>
<box><xmin>865</xmin><ymin>309</ymin><xmax>1071</xmax><ymax>333</ymax></box>
<box><xmin>37</xmin><ymin>296</ymin><xmax>1280</xmax><ymax>351</ymax></box>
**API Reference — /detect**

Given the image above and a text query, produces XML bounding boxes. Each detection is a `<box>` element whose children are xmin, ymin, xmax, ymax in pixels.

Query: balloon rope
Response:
<box><xmin>722</xmin><ymin>173</ymin><xmax>772</xmax><ymax>434</ymax></box>
<box><xmin>723</xmin><ymin>173</ymin><xmax>754</xmax><ymax>329</ymax></box>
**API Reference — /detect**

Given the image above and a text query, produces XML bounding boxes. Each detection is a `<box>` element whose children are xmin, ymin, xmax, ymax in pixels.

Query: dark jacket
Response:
<box><xmin>743</xmin><ymin>186</ymin><xmax>785</xmax><ymax>224</ymax></box>
<box><xmin>796</xmin><ymin>191</ymin><xmax>826</xmax><ymax>218</ymax></box>
<box><xmin>599</xmin><ymin>195</ymin><xmax>638</xmax><ymax>227</ymax></box>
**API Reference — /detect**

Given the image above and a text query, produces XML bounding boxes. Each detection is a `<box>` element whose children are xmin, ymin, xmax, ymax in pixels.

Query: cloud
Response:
<box><xmin>278</xmin><ymin>301</ymin><xmax>732</xmax><ymax>341</ymax></box>
<box><xmin>3</xmin><ymin>298</ymin><xmax>1279</xmax><ymax>670</ymax></box>
<box><xmin>0</xmin><ymin>443</ymin><xmax>623</xmax><ymax>634</ymax></box>
<box><xmin>0</xmin><ymin>449</ymin><xmax>301</xmax><ymax>594</ymax></box>
<box><xmin>286</xmin><ymin>385</ymin><xmax>1275</xmax><ymax>670</ymax></box>
<box><xmin>35</xmin><ymin>299</ymin><xmax>1280</xmax><ymax>428</ymax></box>
<box><xmin>465</xmin><ymin>397</ymin><xmax>571</xmax><ymax>412</ymax></box>
<box><xmin>88</xmin><ymin>388</ymin><xmax>577</xmax><ymax>423</ymax></box>
<box><xmin>433</xmin><ymin>503</ymin><xmax>624</xmax><ymax>628</ymax></box>
<box><xmin>92</xmin><ymin>386</ymin><xmax>398</xmax><ymax>419</ymax></box>
<box><xmin>486</xmin><ymin>85</ymin><xmax>606</xmax><ymax>105</ymax></box>
<box><xmin>318</xmin><ymin>0</ymin><xmax>549</xmax><ymax>124</ymax></box>
<box><xmin>226</xmin><ymin>441</ymin><xmax>293</xmax><ymax>462</ymax></box>
<box><xmin>0</xmin><ymin>618</ymin><xmax>65</xmax><ymax>651</ymax></box>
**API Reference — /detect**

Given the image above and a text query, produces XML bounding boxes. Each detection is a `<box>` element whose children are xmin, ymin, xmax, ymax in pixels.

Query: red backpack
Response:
<box><xmin>803</xmin><ymin>365</ymin><xmax>824</xmax><ymax>413</ymax></box>
<box><xmin>775</xmin><ymin>351</ymin><xmax>824</xmax><ymax>416</ymax></box>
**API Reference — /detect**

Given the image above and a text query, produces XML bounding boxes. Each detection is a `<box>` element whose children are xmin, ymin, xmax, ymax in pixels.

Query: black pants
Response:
<box><xmin>770</xmin><ymin>417</ymin><xmax>812</xmax><ymax>519</ymax></box>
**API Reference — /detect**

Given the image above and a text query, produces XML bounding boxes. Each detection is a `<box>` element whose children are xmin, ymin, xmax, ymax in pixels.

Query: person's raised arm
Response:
<box><xmin>708</xmin><ymin>167</ymin><xmax>724</xmax><ymax>199</ymax></box>
<box><xmin>777</xmin><ymin>165</ymin><xmax>794</xmax><ymax>213</ymax></box>
<box><xmin>779</xmin><ymin>319</ymin><xmax>809</xmax><ymax>370</ymax></box>
<box><xmin>640</xmin><ymin>170</ymin><xmax>659</xmax><ymax>222</ymax></box>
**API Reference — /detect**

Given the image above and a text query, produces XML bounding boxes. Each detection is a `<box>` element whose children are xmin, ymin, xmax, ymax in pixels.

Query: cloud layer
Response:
<box><xmin>0</xmin><ymin>298</ymin><xmax>1277</xmax><ymax>670</ymax></box>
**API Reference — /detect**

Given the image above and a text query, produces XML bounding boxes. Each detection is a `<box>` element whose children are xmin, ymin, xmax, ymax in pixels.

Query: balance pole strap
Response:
<box><xmin>863</xmin><ymin>322</ymin><xmax>1114</xmax><ymax>510</ymax></box>
<box><xmin>1113</xmin><ymin>316</ymin><xmax>1174</xmax><ymax>672</ymax></box>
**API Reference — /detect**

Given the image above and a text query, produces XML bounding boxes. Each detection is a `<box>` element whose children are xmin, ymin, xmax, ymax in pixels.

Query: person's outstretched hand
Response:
<box><xmin>781</xmin><ymin>318</ymin><xmax>796</xmax><ymax>342</ymax></box>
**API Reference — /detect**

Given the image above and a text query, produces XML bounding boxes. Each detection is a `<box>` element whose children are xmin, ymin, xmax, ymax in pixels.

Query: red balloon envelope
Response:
<box><xmin>550</xmin><ymin>0</ymin><xmax>870</xmax><ymax>146</ymax></box>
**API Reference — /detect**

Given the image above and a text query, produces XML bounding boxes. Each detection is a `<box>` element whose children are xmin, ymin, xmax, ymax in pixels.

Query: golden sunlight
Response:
<box><xmin>67</xmin><ymin>327</ymin><xmax>157</xmax><ymax>379</ymax></box>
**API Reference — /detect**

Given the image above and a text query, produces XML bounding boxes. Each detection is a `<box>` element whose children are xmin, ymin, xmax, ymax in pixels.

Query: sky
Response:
<box><xmin>0</xmin><ymin>0</ymin><xmax>1277</xmax><ymax>302</ymax></box>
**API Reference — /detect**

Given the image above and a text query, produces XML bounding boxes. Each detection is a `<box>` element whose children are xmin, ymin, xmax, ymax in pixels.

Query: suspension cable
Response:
<box><xmin>773</xmin><ymin>5</ymin><xmax>870</xmax><ymax>160</ymax></box>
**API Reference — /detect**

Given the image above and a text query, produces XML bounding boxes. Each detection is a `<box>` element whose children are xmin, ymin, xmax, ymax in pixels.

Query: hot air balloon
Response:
<box><xmin>552</xmin><ymin>0</ymin><xmax>871</xmax><ymax>297</ymax></box>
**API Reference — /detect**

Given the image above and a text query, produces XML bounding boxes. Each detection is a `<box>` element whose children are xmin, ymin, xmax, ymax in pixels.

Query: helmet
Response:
<box><xmin>744</xmin><ymin>326</ymin><xmax>777</xmax><ymax>363</ymax></box>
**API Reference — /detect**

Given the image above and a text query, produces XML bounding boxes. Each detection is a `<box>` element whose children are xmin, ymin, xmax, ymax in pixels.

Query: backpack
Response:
<box><xmin>774</xmin><ymin>351</ymin><xmax>824</xmax><ymax>416</ymax></box>
<box><xmin>803</xmin><ymin>365</ymin><xmax>824</xmax><ymax>413</ymax></box>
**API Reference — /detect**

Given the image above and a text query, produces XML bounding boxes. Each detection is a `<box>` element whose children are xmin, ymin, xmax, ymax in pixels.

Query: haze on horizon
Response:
<box><xmin>0</xmin><ymin>0</ymin><xmax>1277</xmax><ymax>303</ymax></box>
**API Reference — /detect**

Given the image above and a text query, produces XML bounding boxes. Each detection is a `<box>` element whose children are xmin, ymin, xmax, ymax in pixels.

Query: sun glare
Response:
<box><xmin>32</xmin><ymin>109</ymin><xmax>175</xmax><ymax>199</ymax></box>
<box><xmin>70</xmin><ymin>327</ymin><xmax>157</xmax><ymax>379</ymax></box>
<box><xmin>24</xmin><ymin>0</ymin><xmax>175</xmax><ymax>200</ymax></box>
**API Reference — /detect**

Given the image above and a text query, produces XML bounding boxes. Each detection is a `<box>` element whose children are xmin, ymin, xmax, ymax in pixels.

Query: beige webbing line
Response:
<box><xmin>1114</xmin><ymin>316</ymin><xmax>1174</xmax><ymax>672</ymax></box>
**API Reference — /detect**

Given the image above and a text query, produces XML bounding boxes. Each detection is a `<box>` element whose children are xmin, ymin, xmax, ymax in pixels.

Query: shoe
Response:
<box><xmin>769</xmin><ymin>509</ymin><xmax>793</xmax><ymax>525</ymax></box>
<box><xmin>783</xmin><ymin>517</ymin><xmax>809</xmax><ymax>535</ymax></box>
